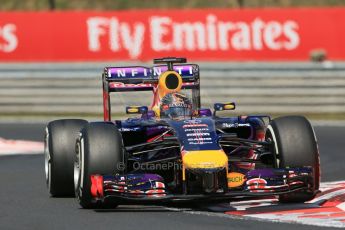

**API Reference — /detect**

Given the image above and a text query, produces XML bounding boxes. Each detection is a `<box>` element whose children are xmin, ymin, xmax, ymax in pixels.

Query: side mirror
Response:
<box><xmin>126</xmin><ymin>106</ymin><xmax>148</xmax><ymax>114</ymax></box>
<box><xmin>214</xmin><ymin>102</ymin><xmax>236</xmax><ymax>116</ymax></box>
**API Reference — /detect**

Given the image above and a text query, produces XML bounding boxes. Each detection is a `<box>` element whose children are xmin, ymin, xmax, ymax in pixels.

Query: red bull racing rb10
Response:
<box><xmin>44</xmin><ymin>57</ymin><xmax>320</xmax><ymax>208</ymax></box>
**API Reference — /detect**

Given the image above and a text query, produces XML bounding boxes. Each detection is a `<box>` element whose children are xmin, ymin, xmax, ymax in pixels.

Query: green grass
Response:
<box><xmin>1</xmin><ymin>0</ymin><xmax>345</xmax><ymax>10</ymax></box>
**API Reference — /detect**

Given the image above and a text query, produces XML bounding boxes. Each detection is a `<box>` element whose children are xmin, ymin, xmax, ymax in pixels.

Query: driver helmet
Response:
<box><xmin>159</xmin><ymin>93</ymin><xmax>193</xmax><ymax>120</ymax></box>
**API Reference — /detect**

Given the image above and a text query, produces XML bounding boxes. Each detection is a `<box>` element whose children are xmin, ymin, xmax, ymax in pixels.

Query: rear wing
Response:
<box><xmin>102</xmin><ymin>64</ymin><xmax>200</xmax><ymax>121</ymax></box>
<box><xmin>103</xmin><ymin>64</ymin><xmax>200</xmax><ymax>91</ymax></box>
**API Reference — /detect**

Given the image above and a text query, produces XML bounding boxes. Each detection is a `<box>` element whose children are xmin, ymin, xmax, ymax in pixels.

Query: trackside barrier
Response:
<box><xmin>0</xmin><ymin>62</ymin><xmax>344</xmax><ymax>119</ymax></box>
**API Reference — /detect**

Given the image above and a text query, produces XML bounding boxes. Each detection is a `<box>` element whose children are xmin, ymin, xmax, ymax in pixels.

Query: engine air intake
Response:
<box><xmin>165</xmin><ymin>73</ymin><xmax>180</xmax><ymax>89</ymax></box>
<box><xmin>158</xmin><ymin>71</ymin><xmax>183</xmax><ymax>95</ymax></box>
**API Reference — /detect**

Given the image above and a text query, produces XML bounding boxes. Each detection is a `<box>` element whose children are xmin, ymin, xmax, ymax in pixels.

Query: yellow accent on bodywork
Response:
<box><xmin>182</xmin><ymin>150</ymin><xmax>228</xmax><ymax>169</ymax></box>
<box><xmin>158</xmin><ymin>71</ymin><xmax>183</xmax><ymax>98</ymax></box>
<box><xmin>127</xmin><ymin>107</ymin><xmax>139</xmax><ymax>113</ymax></box>
<box><xmin>224</xmin><ymin>104</ymin><xmax>235</xmax><ymax>110</ymax></box>
<box><xmin>227</xmin><ymin>172</ymin><xmax>246</xmax><ymax>188</ymax></box>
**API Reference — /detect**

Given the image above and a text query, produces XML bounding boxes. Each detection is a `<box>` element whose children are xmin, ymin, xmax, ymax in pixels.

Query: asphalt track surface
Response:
<box><xmin>0</xmin><ymin>123</ymin><xmax>344</xmax><ymax>230</ymax></box>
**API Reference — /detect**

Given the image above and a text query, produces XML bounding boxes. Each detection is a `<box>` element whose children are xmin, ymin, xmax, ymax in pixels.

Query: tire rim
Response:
<box><xmin>267</xmin><ymin>125</ymin><xmax>280</xmax><ymax>167</ymax></box>
<box><xmin>44</xmin><ymin>127</ymin><xmax>51</xmax><ymax>190</ymax></box>
<box><xmin>74</xmin><ymin>136</ymin><xmax>84</xmax><ymax>198</ymax></box>
<box><xmin>74</xmin><ymin>139</ymin><xmax>81</xmax><ymax>191</ymax></box>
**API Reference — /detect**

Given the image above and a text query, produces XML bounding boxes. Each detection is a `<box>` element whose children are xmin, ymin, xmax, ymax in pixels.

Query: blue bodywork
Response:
<box><xmin>90</xmin><ymin>114</ymin><xmax>315</xmax><ymax>202</ymax></box>
<box><xmin>92</xmin><ymin>58</ymin><xmax>316</xmax><ymax>202</ymax></box>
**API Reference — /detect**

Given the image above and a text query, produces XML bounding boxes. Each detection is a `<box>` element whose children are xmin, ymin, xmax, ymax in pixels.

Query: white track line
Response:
<box><xmin>337</xmin><ymin>203</ymin><xmax>345</xmax><ymax>211</ymax></box>
<box><xmin>165</xmin><ymin>181</ymin><xmax>345</xmax><ymax>228</ymax></box>
<box><xmin>245</xmin><ymin>212</ymin><xmax>345</xmax><ymax>228</ymax></box>
<box><xmin>0</xmin><ymin>137</ymin><xmax>44</xmax><ymax>156</ymax></box>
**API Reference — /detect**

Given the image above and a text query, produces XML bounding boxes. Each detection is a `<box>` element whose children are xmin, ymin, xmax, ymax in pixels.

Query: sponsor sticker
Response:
<box><xmin>182</xmin><ymin>124</ymin><xmax>208</xmax><ymax>128</ymax></box>
<box><xmin>183</xmin><ymin>119</ymin><xmax>202</xmax><ymax>124</ymax></box>
<box><xmin>222</xmin><ymin>123</ymin><xmax>251</xmax><ymax>128</ymax></box>
<box><xmin>109</xmin><ymin>82</ymin><xmax>152</xmax><ymax>88</ymax></box>
<box><xmin>228</xmin><ymin>172</ymin><xmax>246</xmax><ymax>188</ymax></box>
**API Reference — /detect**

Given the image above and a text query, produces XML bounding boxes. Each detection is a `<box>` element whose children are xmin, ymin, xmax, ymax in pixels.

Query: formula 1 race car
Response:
<box><xmin>44</xmin><ymin>57</ymin><xmax>320</xmax><ymax>208</ymax></box>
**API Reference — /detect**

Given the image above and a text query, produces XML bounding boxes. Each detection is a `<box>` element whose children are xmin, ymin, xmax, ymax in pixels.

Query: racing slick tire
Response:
<box><xmin>266</xmin><ymin>116</ymin><xmax>320</xmax><ymax>203</ymax></box>
<box><xmin>45</xmin><ymin>119</ymin><xmax>88</xmax><ymax>197</ymax></box>
<box><xmin>75</xmin><ymin>122</ymin><xmax>124</xmax><ymax>209</ymax></box>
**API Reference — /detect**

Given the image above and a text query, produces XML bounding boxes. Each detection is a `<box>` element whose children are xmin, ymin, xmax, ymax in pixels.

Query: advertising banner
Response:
<box><xmin>0</xmin><ymin>8</ymin><xmax>344</xmax><ymax>61</ymax></box>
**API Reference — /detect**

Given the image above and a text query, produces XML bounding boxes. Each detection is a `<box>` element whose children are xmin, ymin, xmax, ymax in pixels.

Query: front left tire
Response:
<box><xmin>74</xmin><ymin>122</ymin><xmax>125</xmax><ymax>208</ymax></box>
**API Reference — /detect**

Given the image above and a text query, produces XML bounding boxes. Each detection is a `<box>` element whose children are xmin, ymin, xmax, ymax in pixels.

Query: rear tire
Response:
<box><xmin>45</xmin><ymin>119</ymin><xmax>88</xmax><ymax>197</ymax></box>
<box><xmin>75</xmin><ymin>122</ymin><xmax>124</xmax><ymax>209</ymax></box>
<box><xmin>266</xmin><ymin>116</ymin><xmax>320</xmax><ymax>203</ymax></box>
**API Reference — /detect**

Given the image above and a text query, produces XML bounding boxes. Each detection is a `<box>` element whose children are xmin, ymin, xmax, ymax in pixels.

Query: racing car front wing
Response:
<box><xmin>90</xmin><ymin>167</ymin><xmax>316</xmax><ymax>204</ymax></box>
